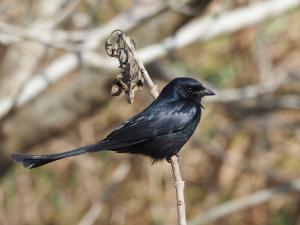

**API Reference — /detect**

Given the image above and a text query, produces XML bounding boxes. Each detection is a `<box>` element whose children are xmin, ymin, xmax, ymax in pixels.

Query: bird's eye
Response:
<box><xmin>186</xmin><ymin>87</ymin><xmax>193</xmax><ymax>93</ymax></box>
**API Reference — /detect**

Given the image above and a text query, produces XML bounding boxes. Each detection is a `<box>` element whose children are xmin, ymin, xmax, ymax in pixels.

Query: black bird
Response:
<box><xmin>12</xmin><ymin>77</ymin><xmax>215</xmax><ymax>169</ymax></box>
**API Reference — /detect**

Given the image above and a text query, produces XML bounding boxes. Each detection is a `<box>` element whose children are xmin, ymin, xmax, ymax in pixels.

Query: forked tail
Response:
<box><xmin>11</xmin><ymin>143</ymin><xmax>103</xmax><ymax>169</ymax></box>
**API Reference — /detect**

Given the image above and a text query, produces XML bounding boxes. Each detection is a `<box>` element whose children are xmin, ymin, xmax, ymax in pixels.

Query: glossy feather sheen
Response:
<box><xmin>106</xmin><ymin>101</ymin><xmax>199</xmax><ymax>143</ymax></box>
<box><xmin>11</xmin><ymin>77</ymin><xmax>212</xmax><ymax>168</ymax></box>
<box><xmin>100</xmin><ymin>100</ymin><xmax>201</xmax><ymax>161</ymax></box>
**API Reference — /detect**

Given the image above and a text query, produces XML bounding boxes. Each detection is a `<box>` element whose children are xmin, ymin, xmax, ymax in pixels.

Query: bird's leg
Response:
<box><xmin>166</xmin><ymin>153</ymin><xmax>181</xmax><ymax>163</ymax></box>
<box><xmin>166</xmin><ymin>156</ymin><xmax>172</xmax><ymax>163</ymax></box>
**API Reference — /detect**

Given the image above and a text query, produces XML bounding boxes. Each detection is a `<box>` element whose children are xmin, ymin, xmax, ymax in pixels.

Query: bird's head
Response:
<box><xmin>160</xmin><ymin>77</ymin><xmax>215</xmax><ymax>104</ymax></box>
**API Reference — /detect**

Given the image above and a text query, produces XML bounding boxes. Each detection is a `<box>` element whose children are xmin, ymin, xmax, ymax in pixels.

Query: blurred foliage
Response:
<box><xmin>0</xmin><ymin>0</ymin><xmax>299</xmax><ymax>225</ymax></box>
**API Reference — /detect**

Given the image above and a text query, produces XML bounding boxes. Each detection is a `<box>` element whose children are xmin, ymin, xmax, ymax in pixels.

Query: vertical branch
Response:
<box><xmin>122</xmin><ymin>32</ymin><xmax>187</xmax><ymax>225</ymax></box>
<box><xmin>121</xmin><ymin>33</ymin><xmax>159</xmax><ymax>99</ymax></box>
<box><xmin>170</xmin><ymin>156</ymin><xmax>187</xmax><ymax>225</ymax></box>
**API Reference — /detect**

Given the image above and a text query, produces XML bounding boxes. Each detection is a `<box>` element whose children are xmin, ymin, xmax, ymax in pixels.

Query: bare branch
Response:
<box><xmin>121</xmin><ymin>32</ymin><xmax>159</xmax><ymax>99</ymax></box>
<box><xmin>112</xmin><ymin>31</ymin><xmax>187</xmax><ymax>225</ymax></box>
<box><xmin>171</xmin><ymin>156</ymin><xmax>187</xmax><ymax>225</ymax></box>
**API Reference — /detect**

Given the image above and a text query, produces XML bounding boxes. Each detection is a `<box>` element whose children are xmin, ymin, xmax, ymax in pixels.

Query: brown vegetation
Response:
<box><xmin>0</xmin><ymin>0</ymin><xmax>299</xmax><ymax>225</ymax></box>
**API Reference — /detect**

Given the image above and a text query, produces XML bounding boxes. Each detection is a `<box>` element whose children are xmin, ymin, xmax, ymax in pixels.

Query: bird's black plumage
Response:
<box><xmin>11</xmin><ymin>77</ymin><xmax>215</xmax><ymax>168</ymax></box>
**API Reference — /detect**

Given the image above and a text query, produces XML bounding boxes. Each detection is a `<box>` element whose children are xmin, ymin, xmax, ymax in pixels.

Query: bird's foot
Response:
<box><xmin>176</xmin><ymin>153</ymin><xmax>181</xmax><ymax>161</ymax></box>
<box><xmin>166</xmin><ymin>153</ymin><xmax>181</xmax><ymax>163</ymax></box>
<box><xmin>166</xmin><ymin>156</ymin><xmax>172</xmax><ymax>163</ymax></box>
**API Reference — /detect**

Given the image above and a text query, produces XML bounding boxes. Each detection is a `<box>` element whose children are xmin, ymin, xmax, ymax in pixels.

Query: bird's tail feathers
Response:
<box><xmin>12</xmin><ymin>143</ymin><xmax>104</xmax><ymax>169</ymax></box>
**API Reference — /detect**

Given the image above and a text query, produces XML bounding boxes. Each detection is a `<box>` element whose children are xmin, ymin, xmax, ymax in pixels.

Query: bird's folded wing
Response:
<box><xmin>104</xmin><ymin>101</ymin><xmax>198</xmax><ymax>144</ymax></box>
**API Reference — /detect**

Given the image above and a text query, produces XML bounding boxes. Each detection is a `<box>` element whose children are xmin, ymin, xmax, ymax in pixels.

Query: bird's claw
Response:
<box><xmin>166</xmin><ymin>153</ymin><xmax>181</xmax><ymax>163</ymax></box>
<box><xmin>166</xmin><ymin>156</ymin><xmax>172</xmax><ymax>163</ymax></box>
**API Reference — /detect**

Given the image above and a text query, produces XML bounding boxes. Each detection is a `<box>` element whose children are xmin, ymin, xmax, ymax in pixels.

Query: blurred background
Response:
<box><xmin>0</xmin><ymin>0</ymin><xmax>300</xmax><ymax>225</ymax></box>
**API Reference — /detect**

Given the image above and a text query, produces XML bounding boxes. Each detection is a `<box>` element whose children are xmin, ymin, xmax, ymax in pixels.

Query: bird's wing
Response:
<box><xmin>104</xmin><ymin>101</ymin><xmax>198</xmax><ymax>145</ymax></box>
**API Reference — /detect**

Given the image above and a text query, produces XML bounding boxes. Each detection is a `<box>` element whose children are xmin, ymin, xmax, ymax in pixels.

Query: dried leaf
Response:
<box><xmin>105</xmin><ymin>30</ymin><xmax>144</xmax><ymax>103</ymax></box>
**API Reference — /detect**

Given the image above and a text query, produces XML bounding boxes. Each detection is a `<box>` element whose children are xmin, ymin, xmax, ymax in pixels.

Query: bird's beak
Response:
<box><xmin>195</xmin><ymin>87</ymin><xmax>215</xmax><ymax>97</ymax></box>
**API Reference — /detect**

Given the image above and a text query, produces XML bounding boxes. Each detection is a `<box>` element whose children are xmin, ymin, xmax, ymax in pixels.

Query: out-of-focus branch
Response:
<box><xmin>168</xmin><ymin>0</ymin><xmax>200</xmax><ymax>16</ymax></box>
<box><xmin>0</xmin><ymin>0</ymin><xmax>82</xmax><ymax>105</ymax></box>
<box><xmin>262</xmin><ymin>95</ymin><xmax>300</xmax><ymax>109</ymax></box>
<box><xmin>0</xmin><ymin>23</ymin><xmax>81</xmax><ymax>45</ymax></box>
<box><xmin>208</xmin><ymin>70</ymin><xmax>300</xmax><ymax>103</ymax></box>
<box><xmin>144</xmin><ymin>63</ymin><xmax>299</xmax><ymax>108</ymax></box>
<box><xmin>194</xmin><ymin>139</ymin><xmax>286</xmax><ymax>182</ymax></box>
<box><xmin>1</xmin><ymin>74</ymin><xmax>111</xmax><ymax>156</ymax></box>
<box><xmin>138</xmin><ymin>0</ymin><xmax>300</xmax><ymax>61</ymax></box>
<box><xmin>77</xmin><ymin>163</ymin><xmax>130</xmax><ymax>225</ymax></box>
<box><xmin>0</xmin><ymin>0</ymin><xmax>167</xmax><ymax>47</ymax></box>
<box><xmin>85</xmin><ymin>0</ymin><xmax>300</xmax><ymax>69</ymax></box>
<box><xmin>256</xmin><ymin>31</ymin><xmax>273</xmax><ymax>83</ymax></box>
<box><xmin>0</xmin><ymin>0</ymin><xmax>83</xmax><ymax>46</ymax></box>
<box><xmin>0</xmin><ymin>0</ymin><xmax>298</xmax><ymax>120</ymax></box>
<box><xmin>0</xmin><ymin>0</ymin><xmax>166</xmax><ymax>120</ymax></box>
<box><xmin>188</xmin><ymin>178</ymin><xmax>300</xmax><ymax>225</ymax></box>
<box><xmin>44</xmin><ymin>0</ymin><xmax>83</xmax><ymax>29</ymax></box>
<box><xmin>0</xmin><ymin>22</ymin><xmax>82</xmax><ymax>51</ymax></box>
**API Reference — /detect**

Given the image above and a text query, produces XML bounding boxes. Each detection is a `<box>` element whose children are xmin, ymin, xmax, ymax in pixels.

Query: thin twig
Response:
<box><xmin>171</xmin><ymin>156</ymin><xmax>187</xmax><ymax>225</ymax></box>
<box><xmin>121</xmin><ymin>32</ymin><xmax>187</xmax><ymax>225</ymax></box>
<box><xmin>188</xmin><ymin>178</ymin><xmax>300</xmax><ymax>225</ymax></box>
<box><xmin>121</xmin><ymin>33</ymin><xmax>159</xmax><ymax>99</ymax></box>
